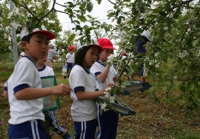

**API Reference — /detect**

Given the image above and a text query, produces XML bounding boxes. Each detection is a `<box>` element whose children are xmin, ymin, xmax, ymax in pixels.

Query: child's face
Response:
<box><xmin>99</xmin><ymin>49</ymin><xmax>113</xmax><ymax>62</ymax></box>
<box><xmin>21</xmin><ymin>33</ymin><xmax>50</xmax><ymax>62</ymax></box>
<box><xmin>83</xmin><ymin>46</ymin><xmax>99</xmax><ymax>68</ymax></box>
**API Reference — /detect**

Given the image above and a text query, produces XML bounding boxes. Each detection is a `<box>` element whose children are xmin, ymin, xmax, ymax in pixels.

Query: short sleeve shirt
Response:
<box><xmin>66</xmin><ymin>53</ymin><xmax>74</xmax><ymax>63</ymax></box>
<box><xmin>69</xmin><ymin>65</ymin><xmax>97</xmax><ymax>122</ymax></box>
<box><xmin>7</xmin><ymin>56</ymin><xmax>44</xmax><ymax>124</ymax></box>
<box><xmin>90</xmin><ymin>61</ymin><xmax>117</xmax><ymax>90</ymax></box>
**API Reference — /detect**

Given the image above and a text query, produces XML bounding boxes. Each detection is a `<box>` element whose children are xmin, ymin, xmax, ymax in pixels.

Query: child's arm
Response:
<box><xmin>76</xmin><ymin>84</ymin><xmax>114</xmax><ymax>100</ymax></box>
<box><xmin>96</xmin><ymin>65</ymin><xmax>110</xmax><ymax>83</ymax></box>
<box><xmin>3</xmin><ymin>82</ymin><xmax>8</xmax><ymax>99</ymax></box>
<box><xmin>15</xmin><ymin>84</ymin><xmax>71</xmax><ymax>100</ymax></box>
<box><xmin>3</xmin><ymin>91</ymin><xmax>8</xmax><ymax>99</ymax></box>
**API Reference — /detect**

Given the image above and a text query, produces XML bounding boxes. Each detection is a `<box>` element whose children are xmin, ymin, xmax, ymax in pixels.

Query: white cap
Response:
<box><xmin>20</xmin><ymin>25</ymin><xmax>56</xmax><ymax>40</ymax></box>
<box><xmin>20</xmin><ymin>28</ymin><xmax>29</xmax><ymax>40</ymax></box>
<box><xmin>141</xmin><ymin>30</ymin><xmax>151</xmax><ymax>41</ymax></box>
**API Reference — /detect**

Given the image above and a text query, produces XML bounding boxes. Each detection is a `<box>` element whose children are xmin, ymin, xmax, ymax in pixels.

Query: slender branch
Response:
<box><xmin>170</xmin><ymin>0</ymin><xmax>194</xmax><ymax>10</ymax></box>
<box><xmin>180</xmin><ymin>25</ymin><xmax>189</xmax><ymax>42</ymax></box>
<box><xmin>12</xmin><ymin>0</ymin><xmax>38</xmax><ymax>20</ymax></box>
<box><xmin>54</xmin><ymin>9</ymin><xmax>74</xmax><ymax>23</ymax></box>
<box><xmin>55</xmin><ymin>2</ymin><xmax>68</xmax><ymax>8</ymax></box>
<box><xmin>108</xmin><ymin>0</ymin><xmax>116</xmax><ymax>5</ymax></box>
<box><xmin>37</xmin><ymin>0</ymin><xmax>56</xmax><ymax>26</ymax></box>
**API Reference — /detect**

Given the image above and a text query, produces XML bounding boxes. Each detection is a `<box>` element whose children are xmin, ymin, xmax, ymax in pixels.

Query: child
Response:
<box><xmin>69</xmin><ymin>44</ymin><xmax>114</xmax><ymax>139</ymax></box>
<box><xmin>5</xmin><ymin>26</ymin><xmax>71</xmax><ymax>139</ymax></box>
<box><xmin>135</xmin><ymin>30</ymin><xmax>151</xmax><ymax>82</ymax></box>
<box><xmin>46</xmin><ymin>44</ymin><xmax>60</xmax><ymax>68</ymax></box>
<box><xmin>90</xmin><ymin>38</ymin><xmax>119</xmax><ymax>139</ymax></box>
<box><xmin>36</xmin><ymin>57</ymin><xmax>72</xmax><ymax>139</ymax></box>
<box><xmin>64</xmin><ymin>45</ymin><xmax>75</xmax><ymax>79</ymax></box>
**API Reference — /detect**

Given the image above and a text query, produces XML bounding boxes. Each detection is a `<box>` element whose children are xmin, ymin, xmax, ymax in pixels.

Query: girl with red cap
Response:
<box><xmin>90</xmin><ymin>38</ymin><xmax>119</xmax><ymax>139</ymax></box>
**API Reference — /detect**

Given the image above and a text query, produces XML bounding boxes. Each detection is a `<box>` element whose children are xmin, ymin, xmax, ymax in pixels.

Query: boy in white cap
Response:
<box><xmin>5</xmin><ymin>26</ymin><xmax>71</xmax><ymax>139</ymax></box>
<box><xmin>90</xmin><ymin>38</ymin><xmax>119</xmax><ymax>139</ymax></box>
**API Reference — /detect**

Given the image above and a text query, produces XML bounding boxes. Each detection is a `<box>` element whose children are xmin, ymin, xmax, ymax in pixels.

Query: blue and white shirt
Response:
<box><xmin>69</xmin><ymin>65</ymin><xmax>97</xmax><ymax>122</ymax></box>
<box><xmin>7</xmin><ymin>56</ymin><xmax>44</xmax><ymax>125</ymax></box>
<box><xmin>90</xmin><ymin>61</ymin><xmax>117</xmax><ymax>90</ymax></box>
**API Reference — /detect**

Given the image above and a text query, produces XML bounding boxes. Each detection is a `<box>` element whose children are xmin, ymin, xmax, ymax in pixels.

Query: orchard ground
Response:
<box><xmin>0</xmin><ymin>62</ymin><xmax>200</xmax><ymax>139</ymax></box>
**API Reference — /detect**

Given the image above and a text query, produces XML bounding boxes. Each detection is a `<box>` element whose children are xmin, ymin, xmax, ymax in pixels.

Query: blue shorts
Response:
<box><xmin>67</xmin><ymin>62</ymin><xmax>73</xmax><ymax>70</ymax></box>
<box><xmin>96</xmin><ymin>105</ymin><xmax>119</xmax><ymax>139</ymax></box>
<box><xmin>8</xmin><ymin>120</ymin><xmax>46</xmax><ymax>139</ymax></box>
<box><xmin>74</xmin><ymin>119</ymin><xmax>97</xmax><ymax>139</ymax></box>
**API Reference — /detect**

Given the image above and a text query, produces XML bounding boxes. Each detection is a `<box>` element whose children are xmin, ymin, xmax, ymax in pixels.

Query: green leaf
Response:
<box><xmin>86</xmin><ymin>2</ymin><xmax>93</xmax><ymax>13</ymax></box>
<box><xmin>68</xmin><ymin>34</ymin><xmax>76</xmax><ymax>42</ymax></box>
<box><xmin>96</xmin><ymin>0</ymin><xmax>102</xmax><ymax>5</ymax></box>
<box><xmin>78</xmin><ymin>16</ymin><xmax>87</xmax><ymax>22</ymax></box>
<box><xmin>117</xmin><ymin>16</ymin><xmax>122</xmax><ymax>24</ymax></box>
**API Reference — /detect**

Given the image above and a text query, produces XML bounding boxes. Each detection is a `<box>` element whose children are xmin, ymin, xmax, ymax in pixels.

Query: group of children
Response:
<box><xmin>3</xmin><ymin>26</ymin><xmax>120</xmax><ymax>139</ymax></box>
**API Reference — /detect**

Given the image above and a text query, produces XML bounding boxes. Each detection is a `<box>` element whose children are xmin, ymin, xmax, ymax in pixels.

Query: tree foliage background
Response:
<box><xmin>0</xmin><ymin>0</ymin><xmax>199</xmax><ymax>112</ymax></box>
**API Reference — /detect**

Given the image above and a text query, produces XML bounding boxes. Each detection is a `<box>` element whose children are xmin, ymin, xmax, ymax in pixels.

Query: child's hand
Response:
<box><xmin>51</xmin><ymin>84</ymin><xmax>71</xmax><ymax>95</ymax></box>
<box><xmin>113</xmin><ymin>76</ymin><xmax>118</xmax><ymax>82</ymax></box>
<box><xmin>104</xmin><ymin>84</ymin><xmax>114</xmax><ymax>91</ymax></box>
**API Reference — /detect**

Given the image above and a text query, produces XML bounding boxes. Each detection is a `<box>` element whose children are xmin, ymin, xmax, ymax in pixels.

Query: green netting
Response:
<box><xmin>41</xmin><ymin>76</ymin><xmax>60</xmax><ymax>112</ymax></box>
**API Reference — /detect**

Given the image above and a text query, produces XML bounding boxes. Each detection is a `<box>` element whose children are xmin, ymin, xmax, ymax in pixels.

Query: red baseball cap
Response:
<box><xmin>20</xmin><ymin>25</ymin><xmax>56</xmax><ymax>40</ymax></box>
<box><xmin>68</xmin><ymin>45</ymin><xmax>76</xmax><ymax>51</ymax></box>
<box><xmin>97</xmin><ymin>38</ymin><xmax>117</xmax><ymax>50</ymax></box>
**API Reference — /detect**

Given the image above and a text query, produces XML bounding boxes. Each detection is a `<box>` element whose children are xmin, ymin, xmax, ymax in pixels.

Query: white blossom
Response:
<box><xmin>101</xmin><ymin>103</ymin><xmax>107</xmax><ymax>110</ymax></box>
<box><xmin>174</xmin><ymin>76</ymin><xmax>177</xmax><ymax>80</ymax></box>
<box><xmin>8</xmin><ymin>12</ymin><xmax>13</xmax><ymax>18</ymax></box>
<box><xmin>178</xmin><ymin>50</ymin><xmax>188</xmax><ymax>58</ymax></box>
<box><xmin>104</xmin><ymin>92</ymin><xmax>111</xmax><ymax>98</ymax></box>
<box><xmin>105</xmin><ymin>87</ymin><xmax>111</xmax><ymax>92</ymax></box>
<box><xmin>163</xmin><ymin>27</ymin><xmax>168</xmax><ymax>31</ymax></box>
<box><xmin>155</xmin><ymin>63</ymin><xmax>160</xmax><ymax>68</ymax></box>
<box><xmin>109</xmin><ymin>96</ymin><xmax>115</xmax><ymax>103</ymax></box>
<box><xmin>155</xmin><ymin>52</ymin><xmax>160</xmax><ymax>57</ymax></box>
<box><xmin>10</xmin><ymin>22</ymin><xmax>21</xmax><ymax>29</ymax></box>
<box><xmin>107</xmin><ymin>54</ymin><xmax>115</xmax><ymax>64</ymax></box>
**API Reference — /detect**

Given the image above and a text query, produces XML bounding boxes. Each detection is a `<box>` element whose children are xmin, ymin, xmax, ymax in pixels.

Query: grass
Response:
<box><xmin>0</xmin><ymin>62</ymin><xmax>200</xmax><ymax>139</ymax></box>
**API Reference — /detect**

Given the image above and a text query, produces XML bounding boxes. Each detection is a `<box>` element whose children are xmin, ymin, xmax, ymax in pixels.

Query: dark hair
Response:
<box><xmin>74</xmin><ymin>45</ymin><xmax>100</xmax><ymax>68</ymax></box>
<box><xmin>21</xmin><ymin>33</ymin><xmax>34</xmax><ymax>43</ymax></box>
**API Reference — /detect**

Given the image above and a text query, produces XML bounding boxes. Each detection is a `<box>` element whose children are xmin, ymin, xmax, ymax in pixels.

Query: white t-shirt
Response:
<box><xmin>7</xmin><ymin>56</ymin><xmax>44</xmax><ymax>125</ymax></box>
<box><xmin>90</xmin><ymin>61</ymin><xmax>117</xmax><ymax>90</ymax></box>
<box><xmin>38</xmin><ymin>65</ymin><xmax>54</xmax><ymax>77</ymax></box>
<box><xmin>66</xmin><ymin>53</ymin><xmax>74</xmax><ymax>63</ymax></box>
<box><xmin>69</xmin><ymin>65</ymin><xmax>97</xmax><ymax>122</ymax></box>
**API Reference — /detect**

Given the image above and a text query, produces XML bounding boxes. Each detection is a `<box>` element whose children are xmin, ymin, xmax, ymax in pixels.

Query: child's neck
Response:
<box><xmin>99</xmin><ymin>59</ymin><xmax>106</xmax><ymax>63</ymax></box>
<box><xmin>37</xmin><ymin>64</ymin><xmax>44</xmax><ymax>70</ymax></box>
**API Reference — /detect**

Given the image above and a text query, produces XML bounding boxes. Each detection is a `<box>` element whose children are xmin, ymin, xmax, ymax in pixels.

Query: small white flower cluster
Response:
<box><xmin>104</xmin><ymin>87</ymin><xmax>115</xmax><ymax>103</ymax></box>
<box><xmin>100</xmin><ymin>87</ymin><xmax>116</xmax><ymax>111</ymax></box>
<box><xmin>179</xmin><ymin>50</ymin><xmax>188</xmax><ymax>58</ymax></box>
<box><xmin>107</xmin><ymin>54</ymin><xmax>115</xmax><ymax>66</ymax></box>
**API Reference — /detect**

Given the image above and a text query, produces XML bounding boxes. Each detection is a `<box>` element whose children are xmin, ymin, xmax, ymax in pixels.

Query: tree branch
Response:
<box><xmin>12</xmin><ymin>0</ymin><xmax>38</xmax><ymax>20</ymax></box>
<box><xmin>37</xmin><ymin>0</ymin><xmax>56</xmax><ymax>26</ymax></box>
<box><xmin>54</xmin><ymin>9</ymin><xmax>74</xmax><ymax>23</ymax></box>
<box><xmin>171</xmin><ymin>0</ymin><xmax>194</xmax><ymax>10</ymax></box>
